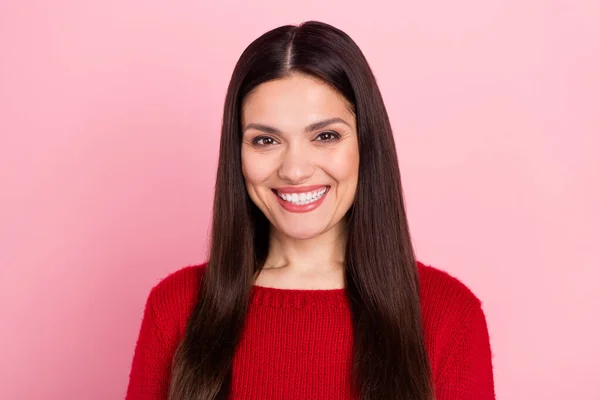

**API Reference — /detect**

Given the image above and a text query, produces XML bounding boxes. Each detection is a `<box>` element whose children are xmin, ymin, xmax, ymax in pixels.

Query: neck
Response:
<box><xmin>256</xmin><ymin>217</ymin><xmax>348</xmax><ymax>289</ymax></box>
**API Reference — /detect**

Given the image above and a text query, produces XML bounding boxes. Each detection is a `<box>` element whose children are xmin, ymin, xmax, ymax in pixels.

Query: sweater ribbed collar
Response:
<box><xmin>249</xmin><ymin>284</ymin><xmax>349</xmax><ymax>308</ymax></box>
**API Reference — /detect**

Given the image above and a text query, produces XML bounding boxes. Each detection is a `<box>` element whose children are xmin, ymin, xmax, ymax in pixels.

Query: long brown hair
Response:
<box><xmin>168</xmin><ymin>21</ymin><xmax>433</xmax><ymax>400</ymax></box>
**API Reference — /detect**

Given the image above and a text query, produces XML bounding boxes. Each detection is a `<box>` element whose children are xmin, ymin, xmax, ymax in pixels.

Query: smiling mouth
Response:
<box><xmin>272</xmin><ymin>186</ymin><xmax>330</xmax><ymax>206</ymax></box>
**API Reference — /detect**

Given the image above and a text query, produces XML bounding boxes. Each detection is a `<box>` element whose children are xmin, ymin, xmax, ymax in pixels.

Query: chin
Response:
<box><xmin>280</xmin><ymin>226</ymin><xmax>325</xmax><ymax>240</ymax></box>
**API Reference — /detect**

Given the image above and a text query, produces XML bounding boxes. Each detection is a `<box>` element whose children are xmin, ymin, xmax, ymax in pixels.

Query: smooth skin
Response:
<box><xmin>241</xmin><ymin>72</ymin><xmax>360</xmax><ymax>290</ymax></box>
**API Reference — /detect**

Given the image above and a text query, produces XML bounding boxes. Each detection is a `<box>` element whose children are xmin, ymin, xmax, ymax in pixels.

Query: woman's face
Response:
<box><xmin>241</xmin><ymin>72</ymin><xmax>359</xmax><ymax>240</ymax></box>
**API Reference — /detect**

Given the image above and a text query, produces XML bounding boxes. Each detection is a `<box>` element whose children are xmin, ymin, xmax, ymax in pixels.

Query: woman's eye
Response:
<box><xmin>315</xmin><ymin>131</ymin><xmax>340</xmax><ymax>142</ymax></box>
<box><xmin>252</xmin><ymin>132</ymin><xmax>339</xmax><ymax>147</ymax></box>
<box><xmin>252</xmin><ymin>136</ymin><xmax>276</xmax><ymax>146</ymax></box>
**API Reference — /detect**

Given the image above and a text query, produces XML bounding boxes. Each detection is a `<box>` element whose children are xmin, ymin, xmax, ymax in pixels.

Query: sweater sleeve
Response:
<box><xmin>435</xmin><ymin>302</ymin><xmax>496</xmax><ymax>400</ymax></box>
<box><xmin>125</xmin><ymin>286</ymin><xmax>177</xmax><ymax>400</ymax></box>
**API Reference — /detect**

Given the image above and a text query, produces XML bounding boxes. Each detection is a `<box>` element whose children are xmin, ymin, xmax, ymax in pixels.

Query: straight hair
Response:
<box><xmin>168</xmin><ymin>20</ymin><xmax>434</xmax><ymax>400</ymax></box>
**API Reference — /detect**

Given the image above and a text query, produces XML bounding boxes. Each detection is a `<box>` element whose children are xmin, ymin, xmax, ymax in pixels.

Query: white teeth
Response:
<box><xmin>276</xmin><ymin>187</ymin><xmax>328</xmax><ymax>205</ymax></box>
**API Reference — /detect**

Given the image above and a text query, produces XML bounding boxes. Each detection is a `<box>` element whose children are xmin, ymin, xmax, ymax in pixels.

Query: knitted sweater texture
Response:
<box><xmin>126</xmin><ymin>262</ymin><xmax>495</xmax><ymax>399</ymax></box>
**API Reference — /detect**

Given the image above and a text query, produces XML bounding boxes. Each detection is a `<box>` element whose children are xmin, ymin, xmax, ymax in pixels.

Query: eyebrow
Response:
<box><xmin>243</xmin><ymin>117</ymin><xmax>351</xmax><ymax>134</ymax></box>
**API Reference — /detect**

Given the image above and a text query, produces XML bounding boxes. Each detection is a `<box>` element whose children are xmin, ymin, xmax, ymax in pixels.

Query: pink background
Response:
<box><xmin>1</xmin><ymin>1</ymin><xmax>598</xmax><ymax>398</ymax></box>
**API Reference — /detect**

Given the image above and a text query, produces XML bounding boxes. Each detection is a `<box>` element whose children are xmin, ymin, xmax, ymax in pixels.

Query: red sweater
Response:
<box><xmin>126</xmin><ymin>262</ymin><xmax>495</xmax><ymax>399</ymax></box>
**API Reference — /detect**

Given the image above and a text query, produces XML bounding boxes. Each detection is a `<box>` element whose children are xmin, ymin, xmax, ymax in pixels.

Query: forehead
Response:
<box><xmin>241</xmin><ymin>73</ymin><xmax>355</xmax><ymax>128</ymax></box>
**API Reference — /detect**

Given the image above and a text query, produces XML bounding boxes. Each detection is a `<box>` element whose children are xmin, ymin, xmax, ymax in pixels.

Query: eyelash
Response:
<box><xmin>252</xmin><ymin>131</ymin><xmax>341</xmax><ymax>147</ymax></box>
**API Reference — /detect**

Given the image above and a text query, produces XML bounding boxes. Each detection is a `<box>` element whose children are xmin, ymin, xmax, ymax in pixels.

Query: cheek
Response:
<box><xmin>324</xmin><ymin>142</ymin><xmax>360</xmax><ymax>182</ymax></box>
<box><xmin>241</xmin><ymin>148</ymin><xmax>277</xmax><ymax>184</ymax></box>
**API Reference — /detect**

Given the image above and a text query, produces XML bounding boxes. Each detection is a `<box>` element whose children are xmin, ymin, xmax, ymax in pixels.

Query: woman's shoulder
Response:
<box><xmin>416</xmin><ymin>260</ymin><xmax>490</xmax><ymax>344</ymax></box>
<box><xmin>150</xmin><ymin>261</ymin><xmax>208</xmax><ymax>297</ymax></box>
<box><xmin>416</xmin><ymin>260</ymin><xmax>489</xmax><ymax>340</ymax></box>
<box><xmin>415</xmin><ymin>261</ymin><xmax>494</xmax><ymax>391</ymax></box>
<box><xmin>143</xmin><ymin>262</ymin><xmax>209</xmax><ymax>335</ymax></box>
<box><xmin>416</xmin><ymin>260</ymin><xmax>483</xmax><ymax>311</ymax></box>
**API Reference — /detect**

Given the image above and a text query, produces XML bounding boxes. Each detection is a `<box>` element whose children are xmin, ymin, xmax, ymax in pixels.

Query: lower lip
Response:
<box><xmin>273</xmin><ymin>187</ymin><xmax>330</xmax><ymax>213</ymax></box>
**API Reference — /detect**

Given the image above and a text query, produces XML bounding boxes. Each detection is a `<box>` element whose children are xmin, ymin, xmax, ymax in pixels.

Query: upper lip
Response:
<box><xmin>273</xmin><ymin>185</ymin><xmax>329</xmax><ymax>194</ymax></box>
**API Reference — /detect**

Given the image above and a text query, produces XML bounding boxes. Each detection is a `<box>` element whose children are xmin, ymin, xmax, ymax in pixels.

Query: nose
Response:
<box><xmin>277</xmin><ymin>141</ymin><xmax>315</xmax><ymax>184</ymax></box>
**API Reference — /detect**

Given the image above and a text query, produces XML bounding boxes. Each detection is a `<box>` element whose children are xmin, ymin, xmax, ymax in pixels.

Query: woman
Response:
<box><xmin>126</xmin><ymin>21</ymin><xmax>495</xmax><ymax>400</ymax></box>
